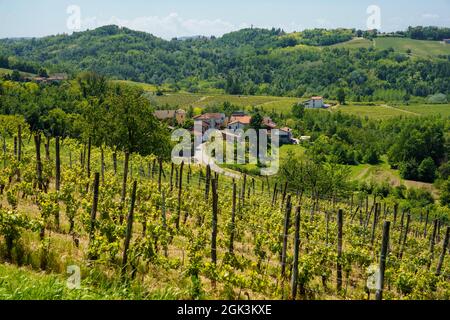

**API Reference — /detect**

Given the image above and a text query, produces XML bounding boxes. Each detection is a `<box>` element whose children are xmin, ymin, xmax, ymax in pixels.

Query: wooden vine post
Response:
<box><xmin>376</xmin><ymin>221</ymin><xmax>390</xmax><ymax>300</ymax></box>
<box><xmin>241</xmin><ymin>174</ymin><xmax>247</xmax><ymax>207</ymax></box>
<box><xmin>423</xmin><ymin>210</ymin><xmax>430</xmax><ymax>237</ymax></box>
<box><xmin>88</xmin><ymin>173</ymin><xmax>100</xmax><ymax>259</ymax></box>
<box><xmin>337</xmin><ymin>209</ymin><xmax>343</xmax><ymax>293</ymax></box>
<box><xmin>205</xmin><ymin>164</ymin><xmax>211</xmax><ymax>200</ymax></box>
<box><xmin>370</xmin><ymin>203</ymin><xmax>379</xmax><ymax>246</ymax></box>
<box><xmin>122</xmin><ymin>180</ymin><xmax>137</xmax><ymax>277</ymax></box>
<box><xmin>100</xmin><ymin>147</ymin><xmax>105</xmax><ymax>184</ymax></box>
<box><xmin>229</xmin><ymin>181</ymin><xmax>237</xmax><ymax>254</ymax></box>
<box><xmin>17</xmin><ymin>124</ymin><xmax>22</xmax><ymax>162</ymax></box>
<box><xmin>398</xmin><ymin>213</ymin><xmax>410</xmax><ymax>259</ymax></box>
<box><xmin>271</xmin><ymin>183</ymin><xmax>278</xmax><ymax>207</ymax></box>
<box><xmin>211</xmin><ymin>178</ymin><xmax>218</xmax><ymax>265</ymax></box>
<box><xmin>158</xmin><ymin>158</ymin><xmax>163</xmax><ymax>192</ymax></box>
<box><xmin>34</xmin><ymin>133</ymin><xmax>44</xmax><ymax>191</ymax></box>
<box><xmin>176</xmin><ymin>161</ymin><xmax>184</xmax><ymax>229</ymax></box>
<box><xmin>435</xmin><ymin>227</ymin><xmax>450</xmax><ymax>276</ymax></box>
<box><xmin>170</xmin><ymin>162</ymin><xmax>174</xmax><ymax>192</ymax></box>
<box><xmin>290</xmin><ymin>206</ymin><xmax>301</xmax><ymax>300</ymax></box>
<box><xmin>428</xmin><ymin>219</ymin><xmax>438</xmax><ymax>269</ymax></box>
<box><xmin>281</xmin><ymin>195</ymin><xmax>292</xmax><ymax>278</ymax></box>
<box><xmin>55</xmin><ymin>136</ymin><xmax>61</xmax><ymax>191</ymax></box>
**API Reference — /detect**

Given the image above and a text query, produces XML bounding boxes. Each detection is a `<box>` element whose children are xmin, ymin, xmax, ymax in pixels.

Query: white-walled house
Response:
<box><xmin>227</xmin><ymin>120</ymin><xmax>247</xmax><ymax>131</ymax></box>
<box><xmin>305</xmin><ymin>96</ymin><xmax>325</xmax><ymax>109</ymax></box>
<box><xmin>273</xmin><ymin>127</ymin><xmax>293</xmax><ymax>144</ymax></box>
<box><xmin>193</xmin><ymin>113</ymin><xmax>227</xmax><ymax>129</ymax></box>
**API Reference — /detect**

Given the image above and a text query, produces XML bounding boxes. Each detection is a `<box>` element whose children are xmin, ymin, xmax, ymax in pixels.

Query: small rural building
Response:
<box><xmin>227</xmin><ymin>114</ymin><xmax>251</xmax><ymax>130</ymax></box>
<box><xmin>443</xmin><ymin>39</ymin><xmax>450</xmax><ymax>44</ymax></box>
<box><xmin>271</xmin><ymin>127</ymin><xmax>293</xmax><ymax>144</ymax></box>
<box><xmin>227</xmin><ymin>120</ymin><xmax>249</xmax><ymax>131</ymax></box>
<box><xmin>154</xmin><ymin>109</ymin><xmax>187</xmax><ymax>125</ymax></box>
<box><xmin>229</xmin><ymin>114</ymin><xmax>251</xmax><ymax>125</ymax></box>
<box><xmin>262</xmin><ymin>117</ymin><xmax>277</xmax><ymax>130</ymax></box>
<box><xmin>193</xmin><ymin>113</ymin><xmax>227</xmax><ymax>129</ymax></box>
<box><xmin>305</xmin><ymin>96</ymin><xmax>325</xmax><ymax>109</ymax></box>
<box><xmin>279</xmin><ymin>127</ymin><xmax>293</xmax><ymax>144</ymax></box>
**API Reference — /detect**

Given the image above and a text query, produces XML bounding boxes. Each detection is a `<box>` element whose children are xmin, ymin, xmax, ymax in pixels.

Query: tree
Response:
<box><xmin>38</xmin><ymin>68</ymin><xmax>48</xmax><ymax>78</ymax></box>
<box><xmin>440</xmin><ymin>178</ymin><xmax>450</xmax><ymax>207</ymax></box>
<box><xmin>11</xmin><ymin>70</ymin><xmax>21</xmax><ymax>82</ymax></box>
<box><xmin>250</xmin><ymin>112</ymin><xmax>263</xmax><ymax>130</ymax></box>
<box><xmin>399</xmin><ymin>160</ymin><xmax>418</xmax><ymax>180</ymax></box>
<box><xmin>104</xmin><ymin>84</ymin><xmax>171</xmax><ymax>220</ymax></box>
<box><xmin>292</xmin><ymin>103</ymin><xmax>305</xmax><ymax>119</ymax></box>
<box><xmin>418</xmin><ymin>157</ymin><xmax>437</xmax><ymax>183</ymax></box>
<box><xmin>337</xmin><ymin>88</ymin><xmax>346</xmax><ymax>105</ymax></box>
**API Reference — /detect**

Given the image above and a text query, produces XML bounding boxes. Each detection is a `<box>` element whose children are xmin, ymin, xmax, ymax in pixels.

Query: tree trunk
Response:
<box><xmin>45</xmin><ymin>135</ymin><xmax>50</xmax><ymax>161</ymax></box>
<box><xmin>113</xmin><ymin>151</ymin><xmax>117</xmax><ymax>175</ymax></box>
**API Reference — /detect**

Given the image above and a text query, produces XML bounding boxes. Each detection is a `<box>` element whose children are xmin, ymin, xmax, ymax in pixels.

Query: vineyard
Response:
<box><xmin>1</xmin><ymin>116</ymin><xmax>450</xmax><ymax>300</ymax></box>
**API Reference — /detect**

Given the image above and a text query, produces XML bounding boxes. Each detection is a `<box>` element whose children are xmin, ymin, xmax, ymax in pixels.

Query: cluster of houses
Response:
<box><xmin>154</xmin><ymin>109</ymin><xmax>294</xmax><ymax>144</ymax></box>
<box><xmin>153</xmin><ymin>96</ymin><xmax>334</xmax><ymax>144</ymax></box>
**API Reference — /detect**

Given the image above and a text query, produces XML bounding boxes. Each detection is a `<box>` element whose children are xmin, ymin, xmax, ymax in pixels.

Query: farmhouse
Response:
<box><xmin>305</xmin><ymin>96</ymin><xmax>325</xmax><ymax>109</ymax></box>
<box><xmin>227</xmin><ymin>114</ymin><xmax>251</xmax><ymax>130</ymax></box>
<box><xmin>273</xmin><ymin>127</ymin><xmax>293</xmax><ymax>144</ymax></box>
<box><xmin>193</xmin><ymin>113</ymin><xmax>227</xmax><ymax>129</ymax></box>
<box><xmin>154</xmin><ymin>109</ymin><xmax>186</xmax><ymax>125</ymax></box>
<box><xmin>227</xmin><ymin>120</ymin><xmax>249</xmax><ymax>130</ymax></box>
<box><xmin>262</xmin><ymin>117</ymin><xmax>277</xmax><ymax>130</ymax></box>
<box><xmin>229</xmin><ymin>114</ymin><xmax>251</xmax><ymax>124</ymax></box>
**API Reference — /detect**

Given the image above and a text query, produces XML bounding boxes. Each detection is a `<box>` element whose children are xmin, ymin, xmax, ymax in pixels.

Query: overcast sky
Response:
<box><xmin>1</xmin><ymin>0</ymin><xmax>449</xmax><ymax>39</ymax></box>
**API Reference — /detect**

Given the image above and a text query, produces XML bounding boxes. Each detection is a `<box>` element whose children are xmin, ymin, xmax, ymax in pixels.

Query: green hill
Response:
<box><xmin>0</xmin><ymin>26</ymin><xmax>449</xmax><ymax>99</ymax></box>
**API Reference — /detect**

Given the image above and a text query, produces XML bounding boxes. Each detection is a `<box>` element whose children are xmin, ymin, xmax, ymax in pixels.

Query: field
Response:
<box><xmin>142</xmin><ymin>88</ymin><xmax>450</xmax><ymax>120</ymax></box>
<box><xmin>332</xmin><ymin>38</ymin><xmax>373</xmax><ymax>49</ymax></box>
<box><xmin>396</xmin><ymin>104</ymin><xmax>450</xmax><ymax>117</ymax></box>
<box><xmin>149</xmin><ymin>91</ymin><xmax>299</xmax><ymax>112</ymax></box>
<box><xmin>0</xmin><ymin>68</ymin><xmax>35</xmax><ymax>77</ymax></box>
<box><xmin>333</xmin><ymin>37</ymin><xmax>450</xmax><ymax>58</ymax></box>
<box><xmin>374</xmin><ymin>37</ymin><xmax>450</xmax><ymax>58</ymax></box>
<box><xmin>333</xmin><ymin>104</ymin><xmax>450</xmax><ymax>120</ymax></box>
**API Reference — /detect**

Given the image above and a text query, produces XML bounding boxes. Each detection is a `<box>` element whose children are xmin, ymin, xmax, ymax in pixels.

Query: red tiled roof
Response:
<box><xmin>194</xmin><ymin>113</ymin><xmax>225</xmax><ymax>120</ymax></box>
<box><xmin>229</xmin><ymin>115</ymin><xmax>251</xmax><ymax>125</ymax></box>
